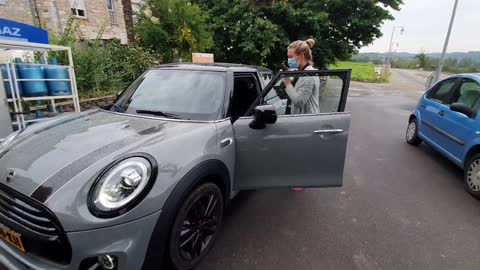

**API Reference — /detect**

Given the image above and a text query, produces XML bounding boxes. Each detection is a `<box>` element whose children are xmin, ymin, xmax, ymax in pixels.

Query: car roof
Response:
<box><xmin>445</xmin><ymin>73</ymin><xmax>480</xmax><ymax>82</ymax></box>
<box><xmin>151</xmin><ymin>62</ymin><xmax>272</xmax><ymax>73</ymax></box>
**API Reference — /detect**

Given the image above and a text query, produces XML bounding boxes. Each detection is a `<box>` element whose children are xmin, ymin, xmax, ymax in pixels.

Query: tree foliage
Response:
<box><xmin>134</xmin><ymin>0</ymin><xmax>213</xmax><ymax>62</ymax></box>
<box><xmin>192</xmin><ymin>0</ymin><xmax>281</xmax><ymax>66</ymax></box>
<box><xmin>136</xmin><ymin>0</ymin><xmax>402</xmax><ymax>69</ymax></box>
<box><xmin>415</xmin><ymin>51</ymin><xmax>429</xmax><ymax>69</ymax></box>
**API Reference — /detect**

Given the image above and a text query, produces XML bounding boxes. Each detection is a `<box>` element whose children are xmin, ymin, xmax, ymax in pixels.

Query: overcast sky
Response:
<box><xmin>360</xmin><ymin>0</ymin><xmax>479</xmax><ymax>53</ymax></box>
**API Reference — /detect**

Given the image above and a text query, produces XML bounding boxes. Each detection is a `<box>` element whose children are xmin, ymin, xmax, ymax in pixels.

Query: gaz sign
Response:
<box><xmin>0</xmin><ymin>26</ymin><xmax>20</xmax><ymax>37</ymax></box>
<box><xmin>0</xmin><ymin>18</ymin><xmax>48</xmax><ymax>44</ymax></box>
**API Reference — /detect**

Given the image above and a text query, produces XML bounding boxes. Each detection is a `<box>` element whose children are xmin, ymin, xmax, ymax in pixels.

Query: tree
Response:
<box><xmin>195</xmin><ymin>0</ymin><xmax>403</xmax><ymax>69</ymax></box>
<box><xmin>459</xmin><ymin>58</ymin><xmax>475</xmax><ymax>69</ymax></box>
<box><xmin>122</xmin><ymin>0</ymin><xmax>135</xmax><ymax>42</ymax></box>
<box><xmin>194</xmin><ymin>0</ymin><xmax>281</xmax><ymax>66</ymax></box>
<box><xmin>262</xmin><ymin>0</ymin><xmax>404</xmax><ymax>69</ymax></box>
<box><xmin>444</xmin><ymin>57</ymin><xmax>458</xmax><ymax>70</ymax></box>
<box><xmin>134</xmin><ymin>0</ymin><xmax>213</xmax><ymax>62</ymax></box>
<box><xmin>415</xmin><ymin>51</ymin><xmax>429</xmax><ymax>69</ymax></box>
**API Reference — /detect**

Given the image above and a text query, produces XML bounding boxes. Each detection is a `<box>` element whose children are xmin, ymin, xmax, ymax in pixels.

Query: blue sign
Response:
<box><xmin>0</xmin><ymin>18</ymin><xmax>48</xmax><ymax>44</ymax></box>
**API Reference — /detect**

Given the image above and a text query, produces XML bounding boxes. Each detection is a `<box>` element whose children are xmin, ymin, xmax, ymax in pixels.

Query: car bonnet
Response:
<box><xmin>0</xmin><ymin>109</ymin><xmax>170</xmax><ymax>202</ymax></box>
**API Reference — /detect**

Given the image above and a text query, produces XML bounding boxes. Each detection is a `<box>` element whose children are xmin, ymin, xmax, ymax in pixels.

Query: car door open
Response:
<box><xmin>232</xmin><ymin>69</ymin><xmax>352</xmax><ymax>189</ymax></box>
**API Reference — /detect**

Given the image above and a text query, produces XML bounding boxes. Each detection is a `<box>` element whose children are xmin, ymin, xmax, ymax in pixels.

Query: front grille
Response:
<box><xmin>0</xmin><ymin>183</ymin><xmax>72</xmax><ymax>265</ymax></box>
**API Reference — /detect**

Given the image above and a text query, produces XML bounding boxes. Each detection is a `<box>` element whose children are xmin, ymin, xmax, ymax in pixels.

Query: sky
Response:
<box><xmin>360</xmin><ymin>0</ymin><xmax>480</xmax><ymax>53</ymax></box>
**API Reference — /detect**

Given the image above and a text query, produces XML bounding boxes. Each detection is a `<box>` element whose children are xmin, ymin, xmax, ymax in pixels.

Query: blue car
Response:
<box><xmin>407</xmin><ymin>74</ymin><xmax>480</xmax><ymax>199</ymax></box>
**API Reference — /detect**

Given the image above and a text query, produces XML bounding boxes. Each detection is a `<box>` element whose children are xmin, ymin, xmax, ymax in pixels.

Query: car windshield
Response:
<box><xmin>113</xmin><ymin>69</ymin><xmax>226</xmax><ymax>121</ymax></box>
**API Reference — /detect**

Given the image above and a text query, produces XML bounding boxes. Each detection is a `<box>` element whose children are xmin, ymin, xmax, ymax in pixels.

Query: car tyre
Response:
<box><xmin>168</xmin><ymin>182</ymin><xmax>224</xmax><ymax>270</ymax></box>
<box><xmin>406</xmin><ymin>118</ymin><xmax>422</xmax><ymax>146</ymax></box>
<box><xmin>464</xmin><ymin>154</ymin><xmax>480</xmax><ymax>199</ymax></box>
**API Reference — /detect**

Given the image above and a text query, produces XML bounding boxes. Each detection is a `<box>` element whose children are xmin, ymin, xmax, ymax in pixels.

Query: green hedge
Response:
<box><xmin>48</xmin><ymin>18</ymin><xmax>161</xmax><ymax>98</ymax></box>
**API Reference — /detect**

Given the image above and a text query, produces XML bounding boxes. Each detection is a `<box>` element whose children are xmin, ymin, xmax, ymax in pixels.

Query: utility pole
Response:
<box><xmin>384</xmin><ymin>26</ymin><xmax>404</xmax><ymax>75</ymax></box>
<box><xmin>433</xmin><ymin>0</ymin><xmax>459</xmax><ymax>83</ymax></box>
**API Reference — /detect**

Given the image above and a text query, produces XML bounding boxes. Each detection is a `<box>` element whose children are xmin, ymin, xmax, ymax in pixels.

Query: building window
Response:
<box><xmin>70</xmin><ymin>0</ymin><xmax>86</xmax><ymax>18</ymax></box>
<box><xmin>107</xmin><ymin>0</ymin><xmax>117</xmax><ymax>24</ymax></box>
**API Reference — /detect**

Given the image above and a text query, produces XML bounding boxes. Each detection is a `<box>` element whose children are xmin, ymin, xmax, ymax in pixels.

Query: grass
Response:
<box><xmin>329</xmin><ymin>61</ymin><xmax>389</xmax><ymax>83</ymax></box>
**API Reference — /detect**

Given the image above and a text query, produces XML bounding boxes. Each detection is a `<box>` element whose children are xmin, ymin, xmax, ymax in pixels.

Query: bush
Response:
<box><xmin>105</xmin><ymin>40</ymin><xmax>161</xmax><ymax>85</ymax></box>
<box><xmin>68</xmin><ymin>39</ymin><xmax>161</xmax><ymax>98</ymax></box>
<box><xmin>49</xmin><ymin>17</ymin><xmax>161</xmax><ymax>98</ymax></box>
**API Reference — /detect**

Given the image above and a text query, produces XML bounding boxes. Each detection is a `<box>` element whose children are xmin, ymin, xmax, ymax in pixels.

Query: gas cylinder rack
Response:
<box><xmin>0</xmin><ymin>39</ymin><xmax>80</xmax><ymax>131</ymax></box>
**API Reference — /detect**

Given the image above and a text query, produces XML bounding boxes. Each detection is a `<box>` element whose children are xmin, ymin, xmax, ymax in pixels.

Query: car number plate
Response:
<box><xmin>0</xmin><ymin>222</ymin><xmax>25</xmax><ymax>252</ymax></box>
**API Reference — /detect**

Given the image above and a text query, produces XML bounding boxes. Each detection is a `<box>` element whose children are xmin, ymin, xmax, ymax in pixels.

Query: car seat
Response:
<box><xmin>231</xmin><ymin>79</ymin><xmax>258</xmax><ymax>121</ymax></box>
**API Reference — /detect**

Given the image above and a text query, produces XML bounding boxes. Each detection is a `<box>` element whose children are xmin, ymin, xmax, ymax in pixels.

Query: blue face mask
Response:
<box><xmin>288</xmin><ymin>58</ymin><xmax>298</xmax><ymax>69</ymax></box>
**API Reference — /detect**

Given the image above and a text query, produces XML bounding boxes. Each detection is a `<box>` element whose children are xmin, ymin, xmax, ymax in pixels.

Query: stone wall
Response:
<box><xmin>77</xmin><ymin>95</ymin><xmax>116</xmax><ymax>111</ymax></box>
<box><xmin>0</xmin><ymin>0</ymin><xmax>35</xmax><ymax>26</ymax></box>
<box><xmin>30</xmin><ymin>95</ymin><xmax>116</xmax><ymax>112</ymax></box>
<box><xmin>0</xmin><ymin>0</ymin><xmax>128</xmax><ymax>44</ymax></box>
<box><xmin>36</xmin><ymin>0</ymin><xmax>128</xmax><ymax>43</ymax></box>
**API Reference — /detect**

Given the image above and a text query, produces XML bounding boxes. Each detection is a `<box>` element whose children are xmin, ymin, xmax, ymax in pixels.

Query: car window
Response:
<box><xmin>113</xmin><ymin>70</ymin><xmax>226</xmax><ymax>121</ymax></box>
<box><xmin>264</xmin><ymin>74</ymin><xmax>344</xmax><ymax>115</ymax></box>
<box><xmin>427</xmin><ymin>78</ymin><xmax>457</xmax><ymax>104</ymax></box>
<box><xmin>229</xmin><ymin>74</ymin><xmax>261</xmax><ymax>121</ymax></box>
<box><xmin>452</xmin><ymin>79</ymin><xmax>480</xmax><ymax>113</ymax></box>
<box><xmin>259</xmin><ymin>72</ymin><xmax>273</xmax><ymax>88</ymax></box>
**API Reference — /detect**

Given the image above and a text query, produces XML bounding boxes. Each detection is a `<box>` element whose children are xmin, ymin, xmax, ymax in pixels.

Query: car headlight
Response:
<box><xmin>0</xmin><ymin>131</ymin><xmax>19</xmax><ymax>151</ymax></box>
<box><xmin>89</xmin><ymin>155</ymin><xmax>157</xmax><ymax>218</ymax></box>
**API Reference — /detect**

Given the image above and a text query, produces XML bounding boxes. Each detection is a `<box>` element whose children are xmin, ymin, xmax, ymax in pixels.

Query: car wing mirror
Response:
<box><xmin>450</xmin><ymin>103</ymin><xmax>476</xmax><ymax>118</ymax></box>
<box><xmin>249</xmin><ymin>104</ymin><xmax>278</xmax><ymax>129</ymax></box>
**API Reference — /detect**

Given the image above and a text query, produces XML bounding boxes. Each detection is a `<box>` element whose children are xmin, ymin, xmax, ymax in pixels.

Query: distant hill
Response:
<box><xmin>353</xmin><ymin>51</ymin><xmax>480</xmax><ymax>62</ymax></box>
<box><xmin>353</xmin><ymin>51</ymin><xmax>480</xmax><ymax>73</ymax></box>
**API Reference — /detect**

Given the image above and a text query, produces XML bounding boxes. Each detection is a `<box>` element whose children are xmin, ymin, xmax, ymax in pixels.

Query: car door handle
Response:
<box><xmin>421</xmin><ymin>104</ymin><xmax>426</xmax><ymax>108</ymax></box>
<box><xmin>314</xmin><ymin>129</ymin><xmax>344</xmax><ymax>135</ymax></box>
<box><xmin>220</xmin><ymin>138</ymin><xmax>233</xmax><ymax>148</ymax></box>
<box><xmin>438</xmin><ymin>111</ymin><xmax>445</xmax><ymax>116</ymax></box>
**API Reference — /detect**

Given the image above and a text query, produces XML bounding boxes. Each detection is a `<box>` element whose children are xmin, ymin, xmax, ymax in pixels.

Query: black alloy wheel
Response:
<box><xmin>168</xmin><ymin>183</ymin><xmax>223</xmax><ymax>270</ymax></box>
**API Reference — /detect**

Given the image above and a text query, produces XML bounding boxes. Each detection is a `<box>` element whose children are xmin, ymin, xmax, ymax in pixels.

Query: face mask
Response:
<box><xmin>288</xmin><ymin>58</ymin><xmax>298</xmax><ymax>69</ymax></box>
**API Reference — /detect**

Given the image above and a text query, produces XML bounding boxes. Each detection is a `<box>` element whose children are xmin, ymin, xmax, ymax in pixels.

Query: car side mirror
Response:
<box><xmin>450</xmin><ymin>103</ymin><xmax>476</xmax><ymax>118</ymax></box>
<box><xmin>249</xmin><ymin>105</ymin><xmax>278</xmax><ymax>129</ymax></box>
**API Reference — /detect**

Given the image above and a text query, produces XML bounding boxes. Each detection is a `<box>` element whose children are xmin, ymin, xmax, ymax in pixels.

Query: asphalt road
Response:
<box><xmin>198</xmin><ymin>69</ymin><xmax>480</xmax><ymax>270</ymax></box>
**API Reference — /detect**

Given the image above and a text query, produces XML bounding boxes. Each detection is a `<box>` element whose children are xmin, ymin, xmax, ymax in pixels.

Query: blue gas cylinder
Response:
<box><xmin>17</xmin><ymin>65</ymin><xmax>48</xmax><ymax>97</ymax></box>
<box><xmin>44</xmin><ymin>59</ymin><xmax>71</xmax><ymax>96</ymax></box>
<box><xmin>1</xmin><ymin>64</ymin><xmax>23</xmax><ymax>98</ymax></box>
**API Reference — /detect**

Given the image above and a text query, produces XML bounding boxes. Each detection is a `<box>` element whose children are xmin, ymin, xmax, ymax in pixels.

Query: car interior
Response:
<box><xmin>456</xmin><ymin>80</ymin><xmax>480</xmax><ymax>114</ymax></box>
<box><xmin>229</xmin><ymin>76</ymin><xmax>260</xmax><ymax>121</ymax></box>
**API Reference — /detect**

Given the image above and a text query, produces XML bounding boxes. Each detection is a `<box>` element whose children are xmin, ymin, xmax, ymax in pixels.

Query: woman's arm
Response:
<box><xmin>285</xmin><ymin>77</ymin><xmax>314</xmax><ymax>107</ymax></box>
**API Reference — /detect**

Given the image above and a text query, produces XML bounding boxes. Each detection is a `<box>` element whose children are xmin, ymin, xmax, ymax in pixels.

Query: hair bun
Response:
<box><xmin>306</xmin><ymin>38</ymin><xmax>316</xmax><ymax>49</ymax></box>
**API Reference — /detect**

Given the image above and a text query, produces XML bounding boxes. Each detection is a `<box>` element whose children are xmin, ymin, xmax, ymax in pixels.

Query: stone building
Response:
<box><xmin>0</xmin><ymin>0</ymin><xmax>133</xmax><ymax>43</ymax></box>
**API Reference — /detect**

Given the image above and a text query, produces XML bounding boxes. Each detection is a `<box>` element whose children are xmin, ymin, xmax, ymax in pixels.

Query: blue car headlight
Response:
<box><xmin>88</xmin><ymin>154</ymin><xmax>157</xmax><ymax>218</ymax></box>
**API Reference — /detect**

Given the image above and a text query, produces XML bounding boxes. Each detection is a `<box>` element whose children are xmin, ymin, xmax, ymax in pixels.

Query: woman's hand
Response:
<box><xmin>283</xmin><ymin>77</ymin><xmax>292</xmax><ymax>86</ymax></box>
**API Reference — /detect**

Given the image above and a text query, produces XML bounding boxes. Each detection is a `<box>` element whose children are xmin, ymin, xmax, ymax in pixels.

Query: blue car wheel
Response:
<box><xmin>406</xmin><ymin>118</ymin><xmax>422</xmax><ymax>146</ymax></box>
<box><xmin>465</xmin><ymin>154</ymin><xmax>480</xmax><ymax>199</ymax></box>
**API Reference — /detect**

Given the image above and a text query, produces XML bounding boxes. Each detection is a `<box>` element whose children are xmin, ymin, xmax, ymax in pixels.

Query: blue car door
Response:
<box><xmin>419</xmin><ymin>78</ymin><xmax>458</xmax><ymax>144</ymax></box>
<box><xmin>435</xmin><ymin>78</ymin><xmax>480</xmax><ymax>162</ymax></box>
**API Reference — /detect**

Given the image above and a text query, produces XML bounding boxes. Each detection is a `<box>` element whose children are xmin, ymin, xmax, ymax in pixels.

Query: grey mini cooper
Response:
<box><xmin>0</xmin><ymin>63</ymin><xmax>351</xmax><ymax>270</ymax></box>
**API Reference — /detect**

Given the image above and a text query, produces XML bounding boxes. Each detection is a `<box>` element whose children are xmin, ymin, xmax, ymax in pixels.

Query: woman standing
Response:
<box><xmin>283</xmin><ymin>39</ymin><xmax>320</xmax><ymax>192</ymax></box>
<box><xmin>283</xmin><ymin>38</ymin><xmax>320</xmax><ymax>115</ymax></box>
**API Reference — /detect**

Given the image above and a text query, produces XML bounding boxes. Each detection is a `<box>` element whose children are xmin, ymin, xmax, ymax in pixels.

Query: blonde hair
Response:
<box><xmin>288</xmin><ymin>38</ymin><xmax>316</xmax><ymax>65</ymax></box>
